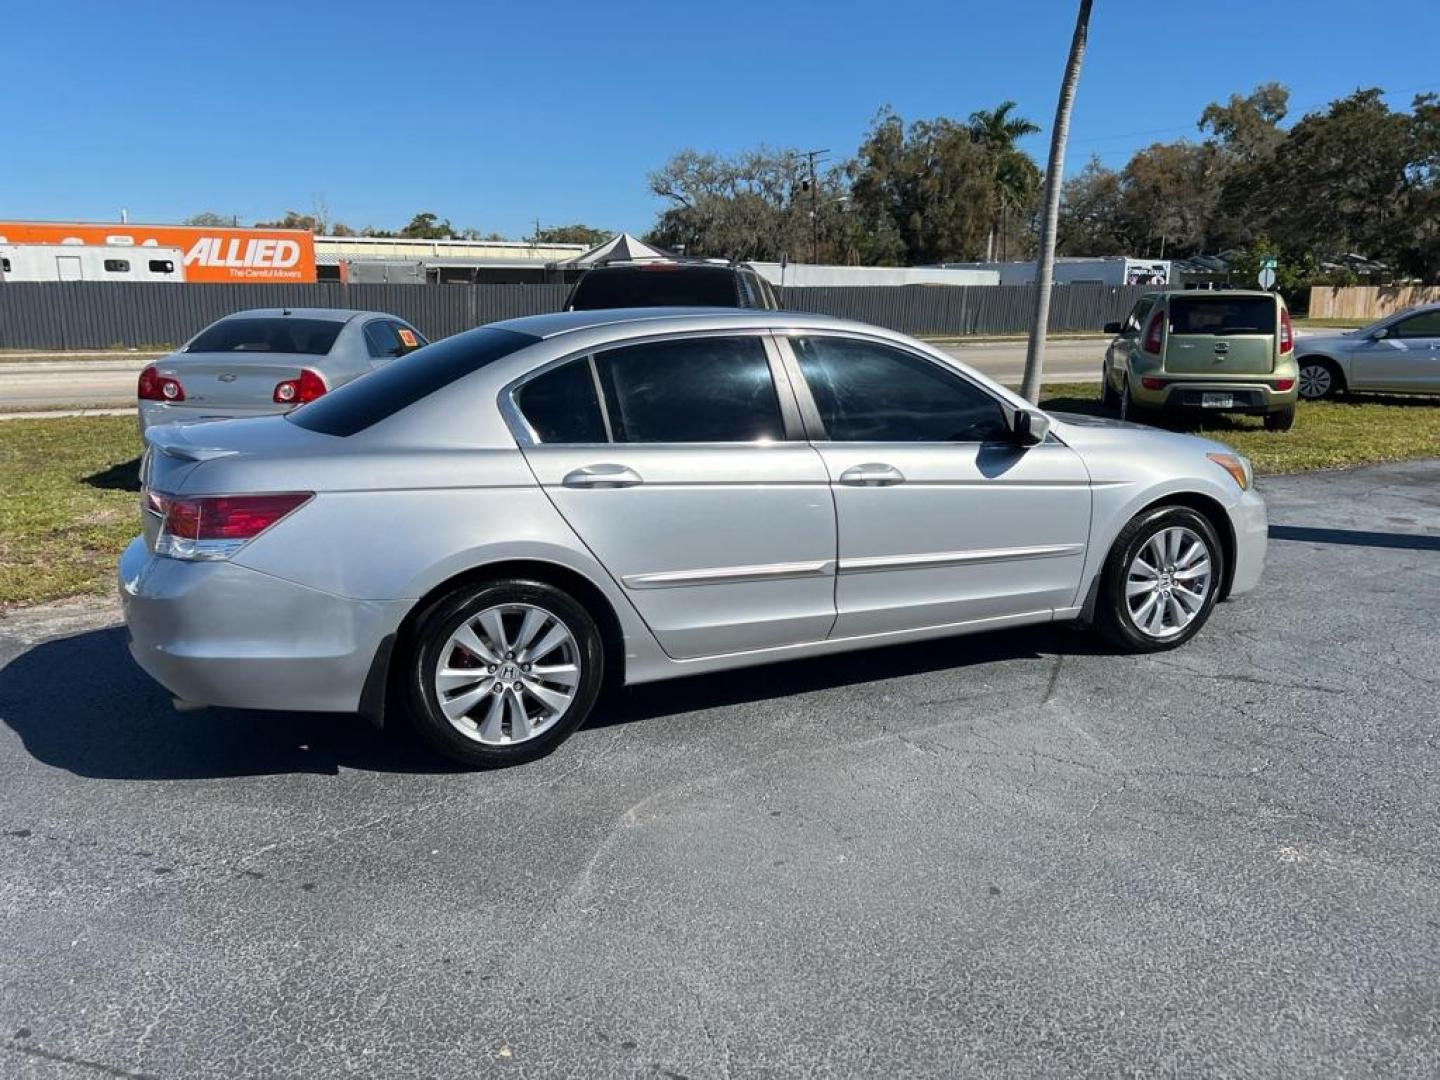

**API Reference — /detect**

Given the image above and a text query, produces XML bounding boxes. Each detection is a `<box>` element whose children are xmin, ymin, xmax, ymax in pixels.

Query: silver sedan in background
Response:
<box><xmin>136</xmin><ymin>307</ymin><xmax>427</xmax><ymax>432</ymax></box>
<box><xmin>1296</xmin><ymin>303</ymin><xmax>1440</xmax><ymax>400</ymax></box>
<box><xmin>120</xmin><ymin>308</ymin><xmax>1267</xmax><ymax>768</ymax></box>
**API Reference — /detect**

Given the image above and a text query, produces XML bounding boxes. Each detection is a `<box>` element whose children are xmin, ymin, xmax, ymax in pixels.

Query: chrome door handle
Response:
<box><xmin>838</xmin><ymin>463</ymin><xmax>906</xmax><ymax>486</ymax></box>
<box><xmin>561</xmin><ymin>464</ymin><xmax>643</xmax><ymax>488</ymax></box>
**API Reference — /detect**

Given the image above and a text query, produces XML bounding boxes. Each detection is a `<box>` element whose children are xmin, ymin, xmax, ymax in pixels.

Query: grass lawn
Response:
<box><xmin>1292</xmin><ymin>317</ymin><xmax>1364</xmax><ymax>330</ymax></box>
<box><xmin>0</xmin><ymin>416</ymin><xmax>141</xmax><ymax>608</ymax></box>
<box><xmin>2</xmin><ymin>399</ymin><xmax>1438</xmax><ymax>608</ymax></box>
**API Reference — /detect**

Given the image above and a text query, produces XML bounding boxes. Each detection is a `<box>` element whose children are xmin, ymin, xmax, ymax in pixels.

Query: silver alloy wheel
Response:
<box><xmin>1125</xmin><ymin>526</ymin><xmax>1213</xmax><ymax>639</ymax></box>
<box><xmin>434</xmin><ymin>603</ymin><xmax>581</xmax><ymax>745</ymax></box>
<box><xmin>1297</xmin><ymin>362</ymin><xmax>1332</xmax><ymax>400</ymax></box>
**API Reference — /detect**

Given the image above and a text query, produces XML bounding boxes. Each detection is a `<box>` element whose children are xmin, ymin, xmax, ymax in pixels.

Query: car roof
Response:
<box><xmin>489</xmin><ymin>307</ymin><xmax>857</xmax><ymax>340</ymax></box>
<box><xmin>215</xmin><ymin>308</ymin><xmax>381</xmax><ymax>322</ymax></box>
<box><xmin>1152</xmin><ymin>289</ymin><xmax>1279</xmax><ymax>299</ymax></box>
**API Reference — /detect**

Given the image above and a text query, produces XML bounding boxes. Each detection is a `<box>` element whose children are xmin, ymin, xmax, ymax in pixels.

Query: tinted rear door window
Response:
<box><xmin>288</xmin><ymin>327</ymin><xmax>538</xmax><ymax>436</ymax></box>
<box><xmin>595</xmin><ymin>336</ymin><xmax>784</xmax><ymax>443</ymax></box>
<box><xmin>188</xmin><ymin>317</ymin><xmax>345</xmax><ymax>355</ymax></box>
<box><xmin>364</xmin><ymin>320</ymin><xmax>402</xmax><ymax>359</ymax></box>
<box><xmin>792</xmin><ymin>336</ymin><xmax>1009</xmax><ymax>442</ymax></box>
<box><xmin>516</xmin><ymin>359</ymin><xmax>608</xmax><ymax>443</ymax></box>
<box><xmin>1168</xmin><ymin>296</ymin><xmax>1276</xmax><ymax>335</ymax></box>
<box><xmin>569</xmin><ymin>267</ymin><xmax>739</xmax><ymax>309</ymax></box>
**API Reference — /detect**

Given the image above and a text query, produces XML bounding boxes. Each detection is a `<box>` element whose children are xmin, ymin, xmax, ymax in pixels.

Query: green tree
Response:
<box><xmin>968</xmin><ymin>101</ymin><xmax>1042</xmax><ymax>260</ymax></box>
<box><xmin>534</xmin><ymin>224</ymin><xmax>612</xmax><ymax>246</ymax></box>
<box><xmin>183</xmin><ymin>211</ymin><xmax>235</xmax><ymax>227</ymax></box>
<box><xmin>848</xmin><ymin>108</ymin><xmax>997</xmax><ymax>264</ymax></box>
<box><xmin>1058</xmin><ymin>156</ymin><xmax>1131</xmax><ymax>255</ymax></box>
<box><xmin>1119</xmin><ymin>139</ymin><xmax>1221</xmax><ymax>257</ymax></box>
<box><xmin>253</xmin><ymin>210</ymin><xmax>321</xmax><ymax>231</ymax></box>
<box><xmin>399</xmin><ymin>212</ymin><xmax>453</xmax><ymax>239</ymax></box>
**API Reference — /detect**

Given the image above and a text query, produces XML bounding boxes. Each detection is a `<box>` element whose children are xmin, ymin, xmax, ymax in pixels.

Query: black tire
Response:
<box><xmin>1118</xmin><ymin>378</ymin><xmax>1152</xmax><ymax>424</ymax></box>
<box><xmin>402</xmin><ymin>579</ymin><xmax>605</xmax><ymax>768</ymax></box>
<box><xmin>1263</xmin><ymin>405</ymin><xmax>1296</xmax><ymax>432</ymax></box>
<box><xmin>1094</xmin><ymin>505</ymin><xmax>1225</xmax><ymax>653</ymax></box>
<box><xmin>1099</xmin><ymin>365</ymin><xmax>1118</xmax><ymax>408</ymax></box>
<box><xmin>1297</xmin><ymin>357</ymin><xmax>1342</xmax><ymax>401</ymax></box>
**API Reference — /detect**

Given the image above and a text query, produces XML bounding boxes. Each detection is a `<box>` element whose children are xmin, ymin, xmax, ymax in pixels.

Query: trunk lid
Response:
<box><xmin>1162</xmin><ymin>294</ymin><xmax>1277</xmax><ymax>375</ymax></box>
<box><xmin>156</xmin><ymin>352</ymin><xmax>322</xmax><ymax>408</ymax></box>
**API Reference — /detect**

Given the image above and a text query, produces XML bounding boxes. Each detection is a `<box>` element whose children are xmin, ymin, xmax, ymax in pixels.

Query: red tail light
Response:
<box><xmin>1279</xmin><ymin>308</ymin><xmax>1294</xmax><ymax>354</ymax></box>
<box><xmin>273</xmin><ymin>368</ymin><xmax>327</xmax><ymax>405</ymax></box>
<box><xmin>138</xmin><ymin>365</ymin><xmax>185</xmax><ymax>402</ymax></box>
<box><xmin>1273</xmin><ymin>378</ymin><xmax>1295</xmax><ymax>391</ymax></box>
<box><xmin>1142</xmin><ymin>311</ymin><xmax>1166</xmax><ymax>354</ymax></box>
<box><xmin>153</xmin><ymin>491</ymin><xmax>313</xmax><ymax>560</ymax></box>
<box><xmin>1140</xmin><ymin>376</ymin><xmax>1166</xmax><ymax>390</ymax></box>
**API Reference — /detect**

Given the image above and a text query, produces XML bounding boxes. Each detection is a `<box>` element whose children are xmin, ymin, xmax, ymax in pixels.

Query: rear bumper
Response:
<box><xmin>1131</xmin><ymin>380</ymin><xmax>1299</xmax><ymax>414</ymax></box>
<box><xmin>1225</xmin><ymin>487</ymin><xmax>1268</xmax><ymax>598</ymax></box>
<box><xmin>118</xmin><ymin>537</ymin><xmax>408</xmax><ymax>713</ymax></box>
<box><xmin>138</xmin><ymin>400</ymin><xmax>288</xmax><ymax>433</ymax></box>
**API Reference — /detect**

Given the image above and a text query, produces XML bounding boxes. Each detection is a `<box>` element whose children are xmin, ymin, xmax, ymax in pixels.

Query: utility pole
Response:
<box><xmin>801</xmin><ymin>149</ymin><xmax>829</xmax><ymax>264</ymax></box>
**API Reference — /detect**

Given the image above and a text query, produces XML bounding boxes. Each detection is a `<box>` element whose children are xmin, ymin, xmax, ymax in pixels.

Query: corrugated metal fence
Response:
<box><xmin>0</xmin><ymin>282</ymin><xmax>1149</xmax><ymax>350</ymax></box>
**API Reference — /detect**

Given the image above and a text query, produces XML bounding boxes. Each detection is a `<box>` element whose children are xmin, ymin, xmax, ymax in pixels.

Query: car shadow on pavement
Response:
<box><xmin>591</xmin><ymin>624</ymin><xmax>1102</xmax><ymax>730</ymax></box>
<box><xmin>0</xmin><ymin>626</ymin><xmax>455</xmax><ymax>780</ymax></box>
<box><xmin>1</xmin><ymin>622</ymin><xmax>1104</xmax><ymax>780</ymax></box>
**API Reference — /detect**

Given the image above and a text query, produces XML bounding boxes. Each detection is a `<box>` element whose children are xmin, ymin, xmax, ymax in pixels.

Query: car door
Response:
<box><xmin>1106</xmin><ymin>295</ymin><xmax>1153</xmax><ymax>392</ymax></box>
<box><xmin>1350</xmin><ymin>309</ymin><xmax>1440</xmax><ymax>392</ymax></box>
<box><xmin>512</xmin><ymin>331</ymin><xmax>838</xmax><ymax>659</ymax></box>
<box><xmin>777</xmin><ymin>332</ymin><xmax>1091</xmax><ymax>639</ymax></box>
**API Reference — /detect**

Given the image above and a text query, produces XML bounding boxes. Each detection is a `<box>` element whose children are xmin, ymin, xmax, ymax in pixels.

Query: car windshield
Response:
<box><xmin>568</xmin><ymin>266</ymin><xmax>737</xmax><ymax>309</ymax></box>
<box><xmin>287</xmin><ymin>327</ymin><xmax>537</xmax><ymax>436</ymax></box>
<box><xmin>1168</xmin><ymin>296</ymin><xmax>1276</xmax><ymax>336</ymax></box>
<box><xmin>187</xmin><ymin>317</ymin><xmax>345</xmax><ymax>355</ymax></box>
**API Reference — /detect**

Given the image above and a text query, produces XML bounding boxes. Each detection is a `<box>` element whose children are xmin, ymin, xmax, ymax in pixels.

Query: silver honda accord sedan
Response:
<box><xmin>120</xmin><ymin>308</ymin><xmax>1268</xmax><ymax>767</ymax></box>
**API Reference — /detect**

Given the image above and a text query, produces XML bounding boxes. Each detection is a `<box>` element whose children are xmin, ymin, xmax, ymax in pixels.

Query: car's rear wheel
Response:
<box><xmin>1095</xmin><ymin>506</ymin><xmax>1224</xmax><ymax>652</ymax></box>
<box><xmin>403</xmin><ymin>579</ymin><xmax>604</xmax><ymax>768</ymax></box>
<box><xmin>1297</xmin><ymin>357</ymin><xmax>1342</xmax><ymax>401</ymax></box>
<box><xmin>1264</xmin><ymin>405</ymin><xmax>1296</xmax><ymax>431</ymax></box>
<box><xmin>1099</xmin><ymin>364</ymin><xmax>1118</xmax><ymax>408</ymax></box>
<box><xmin>1118</xmin><ymin>377</ymin><xmax>1151</xmax><ymax>423</ymax></box>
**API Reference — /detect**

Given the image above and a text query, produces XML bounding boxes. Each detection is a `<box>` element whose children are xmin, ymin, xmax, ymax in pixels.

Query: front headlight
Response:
<box><xmin>1206</xmin><ymin>452</ymin><xmax>1252</xmax><ymax>491</ymax></box>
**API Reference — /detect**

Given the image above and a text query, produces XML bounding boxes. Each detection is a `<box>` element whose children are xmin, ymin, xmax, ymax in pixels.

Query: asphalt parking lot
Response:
<box><xmin>2</xmin><ymin>460</ymin><xmax>1438</xmax><ymax>1079</ymax></box>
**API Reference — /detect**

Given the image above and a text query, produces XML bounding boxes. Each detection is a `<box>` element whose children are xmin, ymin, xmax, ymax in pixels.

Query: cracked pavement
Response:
<box><xmin>1</xmin><ymin>459</ymin><xmax>1438</xmax><ymax>1078</ymax></box>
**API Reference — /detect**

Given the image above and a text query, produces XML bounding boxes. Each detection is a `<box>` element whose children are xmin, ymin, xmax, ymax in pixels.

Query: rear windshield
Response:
<box><xmin>1168</xmin><ymin>296</ymin><xmax>1276</xmax><ymax>336</ymax></box>
<box><xmin>288</xmin><ymin>327</ymin><xmax>538</xmax><ymax>436</ymax></box>
<box><xmin>568</xmin><ymin>266</ymin><xmax>738</xmax><ymax>310</ymax></box>
<box><xmin>187</xmin><ymin>317</ymin><xmax>345</xmax><ymax>355</ymax></box>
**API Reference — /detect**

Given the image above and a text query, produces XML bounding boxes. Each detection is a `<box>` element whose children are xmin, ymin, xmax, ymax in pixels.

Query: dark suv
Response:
<box><xmin>564</xmin><ymin>260</ymin><xmax>781</xmax><ymax>311</ymax></box>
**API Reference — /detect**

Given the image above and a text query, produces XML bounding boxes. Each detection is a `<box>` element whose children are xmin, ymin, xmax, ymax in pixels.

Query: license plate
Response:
<box><xmin>1201</xmin><ymin>393</ymin><xmax>1234</xmax><ymax>409</ymax></box>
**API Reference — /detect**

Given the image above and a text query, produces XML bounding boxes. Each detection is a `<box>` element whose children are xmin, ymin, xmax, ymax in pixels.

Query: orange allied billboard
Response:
<box><xmin>0</xmin><ymin>220</ymin><xmax>317</xmax><ymax>283</ymax></box>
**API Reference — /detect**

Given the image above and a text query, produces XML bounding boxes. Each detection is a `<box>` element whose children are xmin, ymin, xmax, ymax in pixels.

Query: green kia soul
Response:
<box><xmin>1101</xmin><ymin>290</ymin><xmax>1299</xmax><ymax>431</ymax></box>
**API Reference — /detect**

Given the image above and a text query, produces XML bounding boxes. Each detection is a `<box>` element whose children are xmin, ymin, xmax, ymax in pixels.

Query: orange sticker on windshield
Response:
<box><xmin>398</xmin><ymin>328</ymin><xmax>419</xmax><ymax>347</ymax></box>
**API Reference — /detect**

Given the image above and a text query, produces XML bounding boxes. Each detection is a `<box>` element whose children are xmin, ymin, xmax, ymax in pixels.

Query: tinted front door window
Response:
<box><xmin>1391</xmin><ymin>310</ymin><xmax>1440</xmax><ymax>338</ymax></box>
<box><xmin>792</xmin><ymin>336</ymin><xmax>1008</xmax><ymax>442</ymax></box>
<box><xmin>595</xmin><ymin>336</ymin><xmax>784</xmax><ymax>443</ymax></box>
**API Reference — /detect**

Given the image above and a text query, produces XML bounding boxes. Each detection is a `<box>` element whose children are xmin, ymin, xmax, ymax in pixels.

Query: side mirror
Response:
<box><xmin>1371</xmin><ymin>326</ymin><xmax>1390</xmax><ymax>341</ymax></box>
<box><xmin>1103</xmin><ymin>321</ymin><xmax>1123</xmax><ymax>335</ymax></box>
<box><xmin>1009</xmin><ymin>407</ymin><xmax>1052</xmax><ymax>447</ymax></box>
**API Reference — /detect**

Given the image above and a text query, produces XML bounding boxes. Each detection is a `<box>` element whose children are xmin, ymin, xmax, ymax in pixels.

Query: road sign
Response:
<box><xmin>1258</xmin><ymin>267</ymin><xmax>1277</xmax><ymax>290</ymax></box>
<box><xmin>1260</xmin><ymin>256</ymin><xmax>1278</xmax><ymax>270</ymax></box>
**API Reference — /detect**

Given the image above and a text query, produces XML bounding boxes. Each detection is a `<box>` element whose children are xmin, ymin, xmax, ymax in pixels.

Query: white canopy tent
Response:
<box><xmin>554</xmin><ymin>232</ymin><xmax>674</xmax><ymax>268</ymax></box>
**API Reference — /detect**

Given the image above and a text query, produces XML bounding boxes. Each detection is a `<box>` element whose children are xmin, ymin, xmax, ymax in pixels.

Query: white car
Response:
<box><xmin>1296</xmin><ymin>304</ymin><xmax>1440</xmax><ymax>400</ymax></box>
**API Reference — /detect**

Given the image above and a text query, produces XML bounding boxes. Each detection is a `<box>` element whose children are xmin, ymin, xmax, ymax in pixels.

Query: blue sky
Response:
<box><xmin>4</xmin><ymin>0</ymin><xmax>1437</xmax><ymax>238</ymax></box>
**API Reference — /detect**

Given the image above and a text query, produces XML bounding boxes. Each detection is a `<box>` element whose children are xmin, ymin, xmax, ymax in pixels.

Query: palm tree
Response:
<box><xmin>969</xmin><ymin>102</ymin><xmax>1041</xmax><ymax>261</ymax></box>
<box><xmin>1021</xmin><ymin>0</ymin><xmax>1094</xmax><ymax>404</ymax></box>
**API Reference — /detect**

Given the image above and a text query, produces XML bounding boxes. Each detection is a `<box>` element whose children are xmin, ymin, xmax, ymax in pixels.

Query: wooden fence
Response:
<box><xmin>1308</xmin><ymin>285</ymin><xmax>1440</xmax><ymax>320</ymax></box>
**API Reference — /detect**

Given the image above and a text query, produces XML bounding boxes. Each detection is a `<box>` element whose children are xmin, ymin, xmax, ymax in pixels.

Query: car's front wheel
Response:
<box><xmin>403</xmin><ymin>579</ymin><xmax>605</xmax><ymax>768</ymax></box>
<box><xmin>1297</xmin><ymin>357</ymin><xmax>1342</xmax><ymax>401</ymax></box>
<box><xmin>1095</xmin><ymin>506</ymin><xmax>1224</xmax><ymax>652</ymax></box>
